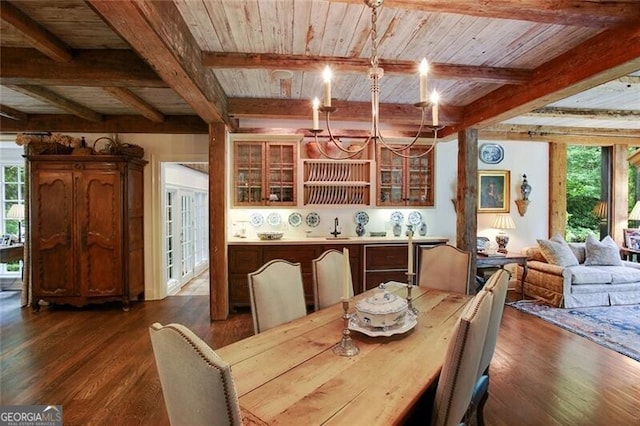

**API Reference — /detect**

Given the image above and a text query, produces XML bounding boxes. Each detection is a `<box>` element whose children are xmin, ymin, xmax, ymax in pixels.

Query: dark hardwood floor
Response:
<box><xmin>1</xmin><ymin>288</ymin><xmax>638</xmax><ymax>425</ymax></box>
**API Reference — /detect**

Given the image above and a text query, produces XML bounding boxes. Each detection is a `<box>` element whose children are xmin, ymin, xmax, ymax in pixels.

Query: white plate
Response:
<box><xmin>354</xmin><ymin>211</ymin><xmax>369</xmax><ymax>225</ymax></box>
<box><xmin>390</xmin><ymin>211</ymin><xmax>404</xmax><ymax>225</ymax></box>
<box><xmin>250</xmin><ymin>212</ymin><xmax>264</xmax><ymax>228</ymax></box>
<box><xmin>407</xmin><ymin>211</ymin><xmax>422</xmax><ymax>226</ymax></box>
<box><xmin>288</xmin><ymin>212</ymin><xmax>303</xmax><ymax>227</ymax></box>
<box><xmin>306</xmin><ymin>212</ymin><xmax>320</xmax><ymax>227</ymax></box>
<box><xmin>267</xmin><ymin>212</ymin><xmax>281</xmax><ymax>226</ymax></box>
<box><xmin>348</xmin><ymin>311</ymin><xmax>417</xmax><ymax>337</ymax></box>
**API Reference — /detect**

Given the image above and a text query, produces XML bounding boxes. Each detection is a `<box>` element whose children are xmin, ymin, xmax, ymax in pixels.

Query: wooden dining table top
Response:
<box><xmin>217</xmin><ymin>284</ymin><xmax>471</xmax><ymax>426</ymax></box>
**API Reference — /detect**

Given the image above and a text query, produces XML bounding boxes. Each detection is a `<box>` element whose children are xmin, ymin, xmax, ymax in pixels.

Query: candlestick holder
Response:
<box><xmin>333</xmin><ymin>299</ymin><xmax>359</xmax><ymax>357</ymax></box>
<box><xmin>406</xmin><ymin>272</ymin><xmax>419</xmax><ymax>315</ymax></box>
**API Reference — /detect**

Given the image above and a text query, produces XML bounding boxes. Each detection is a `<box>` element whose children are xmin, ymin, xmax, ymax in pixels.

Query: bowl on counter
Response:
<box><xmin>355</xmin><ymin>289</ymin><xmax>407</xmax><ymax>328</ymax></box>
<box><xmin>257</xmin><ymin>231</ymin><xmax>284</xmax><ymax>240</ymax></box>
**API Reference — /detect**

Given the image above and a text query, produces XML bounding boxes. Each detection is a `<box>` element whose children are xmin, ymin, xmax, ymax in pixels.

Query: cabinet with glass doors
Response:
<box><xmin>376</xmin><ymin>145</ymin><xmax>434</xmax><ymax>206</ymax></box>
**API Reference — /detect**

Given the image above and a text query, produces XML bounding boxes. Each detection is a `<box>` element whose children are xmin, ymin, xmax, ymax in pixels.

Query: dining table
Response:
<box><xmin>216</xmin><ymin>283</ymin><xmax>472</xmax><ymax>425</ymax></box>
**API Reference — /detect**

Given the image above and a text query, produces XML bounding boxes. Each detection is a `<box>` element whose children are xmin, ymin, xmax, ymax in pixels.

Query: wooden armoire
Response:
<box><xmin>27</xmin><ymin>155</ymin><xmax>147</xmax><ymax>310</ymax></box>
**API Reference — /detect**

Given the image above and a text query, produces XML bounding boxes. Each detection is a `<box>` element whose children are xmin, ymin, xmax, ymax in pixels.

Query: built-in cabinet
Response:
<box><xmin>28</xmin><ymin>155</ymin><xmax>146</xmax><ymax>310</ymax></box>
<box><xmin>377</xmin><ymin>145</ymin><xmax>435</xmax><ymax>206</ymax></box>
<box><xmin>233</xmin><ymin>141</ymin><xmax>297</xmax><ymax>206</ymax></box>
<box><xmin>303</xmin><ymin>159</ymin><xmax>372</xmax><ymax>205</ymax></box>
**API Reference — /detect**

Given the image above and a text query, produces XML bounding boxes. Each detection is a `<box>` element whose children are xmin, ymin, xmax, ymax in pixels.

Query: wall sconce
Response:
<box><xmin>515</xmin><ymin>174</ymin><xmax>531</xmax><ymax>216</ymax></box>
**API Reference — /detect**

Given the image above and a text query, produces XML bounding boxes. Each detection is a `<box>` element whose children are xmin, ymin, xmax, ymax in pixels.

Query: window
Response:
<box><xmin>1</xmin><ymin>164</ymin><xmax>25</xmax><ymax>275</ymax></box>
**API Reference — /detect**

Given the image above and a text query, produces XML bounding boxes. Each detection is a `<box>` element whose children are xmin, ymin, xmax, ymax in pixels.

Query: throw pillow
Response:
<box><xmin>568</xmin><ymin>242</ymin><xmax>586</xmax><ymax>264</ymax></box>
<box><xmin>537</xmin><ymin>233</ymin><xmax>579</xmax><ymax>267</ymax></box>
<box><xmin>584</xmin><ymin>235</ymin><xmax>623</xmax><ymax>266</ymax></box>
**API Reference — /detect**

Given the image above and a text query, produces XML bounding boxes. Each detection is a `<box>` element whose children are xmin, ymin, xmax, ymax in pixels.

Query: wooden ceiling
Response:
<box><xmin>0</xmin><ymin>0</ymin><xmax>639</xmax><ymax>142</ymax></box>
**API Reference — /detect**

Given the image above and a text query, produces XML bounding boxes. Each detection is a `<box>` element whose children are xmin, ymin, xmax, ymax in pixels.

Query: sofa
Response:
<box><xmin>515</xmin><ymin>234</ymin><xmax>640</xmax><ymax>308</ymax></box>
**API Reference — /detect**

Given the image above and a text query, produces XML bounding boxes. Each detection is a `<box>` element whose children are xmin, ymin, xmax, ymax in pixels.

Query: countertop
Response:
<box><xmin>227</xmin><ymin>236</ymin><xmax>448</xmax><ymax>245</ymax></box>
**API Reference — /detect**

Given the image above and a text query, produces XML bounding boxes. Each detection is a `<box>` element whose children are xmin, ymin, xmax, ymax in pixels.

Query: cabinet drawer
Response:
<box><xmin>365</xmin><ymin>244</ymin><xmax>408</xmax><ymax>270</ymax></box>
<box><xmin>228</xmin><ymin>246</ymin><xmax>262</xmax><ymax>273</ymax></box>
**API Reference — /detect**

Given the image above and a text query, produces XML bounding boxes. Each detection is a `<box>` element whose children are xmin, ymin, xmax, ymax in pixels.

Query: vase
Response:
<box><xmin>306</xmin><ymin>141</ymin><xmax>322</xmax><ymax>159</ymax></box>
<box><xmin>393</xmin><ymin>223</ymin><xmax>402</xmax><ymax>237</ymax></box>
<box><xmin>419</xmin><ymin>222</ymin><xmax>427</xmax><ymax>236</ymax></box>
<box><xmin>324</xmin><ymin>139</ymin><xmax>343</xmax><ymax>158</ymax></box>
<box><xmin>356</xmin><ymin>223</ymin><xmax>365</xmax><ymax>237</ymax></box>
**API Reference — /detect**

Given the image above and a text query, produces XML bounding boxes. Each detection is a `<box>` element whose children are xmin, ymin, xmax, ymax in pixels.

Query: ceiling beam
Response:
<box><xmin>88</xmin><ymin>0</ymin><xmax>231</xmax><ymax>126</ymax></box>
<box><xmin>0</xmin><ymin>104</ymin><xmax>28</xmax><ymax>121</ymax></box>
<box><xmin>0</xmin><ymin>115</ymin><xmax>207</xmax><ymax>134</ymax></box>
<box><xmin>479</xmin><ymin>130</ymin><xmax>640</xmax><ymax>146</ymax></box>
<box><xmin>103</xmin><ymin>87</ymin><xmax>165</xmax><ymax>123</ymax></box>
<box><xmin>451</xmin><ymin>25</ymin><xmax>640</xmax><ymax>133</ymax></box>
<box><xmin>0</xmin><ymin>48</ymin><xmax>166</xmax><ymax>87</ymax></box>
<box><xmin>483</xmin><ymin>123</ymin><xmax>640</xmax><ymax>139</ymax></box>
<box><xmin>0</xmin><ymin>1</ymin><xmax>73</xmax><ymax>62</ymax></box>
<box><xmin>231</xmin><ymin>127</ymin><xmax>441</xmax><ymax>139</ymax></box>
<box><xmin>332</xmin><ymin>0</ymin><xmax>640</xmax><ymax>28</ymax></box>
<box><xmin>527</xmin><ymin>107</ymin><xmax>640</xmax><ymax>121</ymax></box>
<box><xmin>5</xmin><ymin>84</ymin><xmax>103</xmax><ymax>122</ymax></box>
<box><xmin>202</xmin><ymin>52</ymin><xmax>531</xmax><ymax>85</ymax></box>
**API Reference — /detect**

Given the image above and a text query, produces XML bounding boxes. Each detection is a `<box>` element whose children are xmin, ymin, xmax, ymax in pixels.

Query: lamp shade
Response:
<box><xmin>629</xmin><ymin>201</ymin><xmax>640</xmax><ymax>221</ymax></box>
<box><xmin>492</xmin><ymin>214</ymin><xmax>515</xmax><ymax>230</ymax></box>
<box><xmin>6</xmin><ymin>204</ymin><xmax>24</xmax><ymax>220</ymax></box>
<box><xmin>593</xmin><ymin>201</ymin><xmax>608</xmax><ymax>219</ymax></box>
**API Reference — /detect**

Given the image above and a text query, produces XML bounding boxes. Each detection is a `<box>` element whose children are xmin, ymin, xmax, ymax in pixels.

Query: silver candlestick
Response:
<box><xmin>333</xmin><ymin>299</ymin><xmax>359</xmax><ymax>357</ymax></box>
<box><xmin>406</xmin><ymin>272</ymin><xmax>419</xmax><ymax>315</ymax></box>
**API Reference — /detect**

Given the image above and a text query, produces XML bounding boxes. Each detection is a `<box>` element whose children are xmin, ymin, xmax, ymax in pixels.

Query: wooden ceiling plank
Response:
<box><xmin>332</xmin><ymin>0</ymin><xmax>640</xmax><ymax>28</ymax></box>
<box><xmin>103</xmin><ymin>87</ymin><xmax>165</xmax><ymax>123</ymax></box>
<box><xmin>5</xmin><ymin>84</ymin><xmax>103</xmax><ymax>122</ymax></box>
<box><xmin>0</xmin><ymin>1</ymin><xmax>73</xmax><ymax>62</ymax></box>
<box><xmin>528</xmin><ymin>107</ymin><xmax>640</xmax><ymax>121</ymax></box>
<box><xmin>202</xmin><ymin>52</ymin><xmax>531</xmax><ymax>84</ymax></box>
<box><xmin>453</xmin><ymin>26</ymin><xmax>640</xmax><ymax>132</ymax></box>
<box><xmin>88</xmin><ymin>0</ymin><xmax>230</xmax><ymax>126</ymax></box>
<box><xmin>0</xmin><ymin>104</ymin><xmax>28</xmax><ymax>121</ymax></box>
<box><xmin>0</xmin><ymin>48</ymin><xmax>166</xmax><ymax>87</ymax></box>
<box><xmin>0</xmin><ymin>114</ymin><xmax>207</xmax><ymax>134</ymax></box>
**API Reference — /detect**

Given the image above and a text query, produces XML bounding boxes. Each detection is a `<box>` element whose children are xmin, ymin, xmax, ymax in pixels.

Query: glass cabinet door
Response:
<box><xmin>266</xmin><ymin>143</ymin><xmax>296</xmax><ymax>206</ymax></box>
<box><xmin>234</xmin><ymin>142</ymin><xmax>264</xmax><ymax>206</ymax></box>
<box><xmin>406</xmin><ymin>146</ymin><xmax>434</xmax><ymax>206</ymax></box>
<box><xmin>377</xmin><ymin>145</ymin><xmax>434</xmax><ymax>206</ymax></box>
<box><xmin>377</xmin><ymin>147</ymin><xmax>404</xmax><ymax>205</ymax></box>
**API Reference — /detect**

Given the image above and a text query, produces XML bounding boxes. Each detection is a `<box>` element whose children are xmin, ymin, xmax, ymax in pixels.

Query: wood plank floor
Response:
<box><xmin>1</xmin><ymin>287</ymin><xmax>639</xmax><ymax>425</ymax></box>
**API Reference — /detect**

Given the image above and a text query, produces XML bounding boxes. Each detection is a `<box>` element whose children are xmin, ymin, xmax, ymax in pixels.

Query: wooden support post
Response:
<box><xmin>548</xmin><ymin>142</ymin><xmax>567</xmax><ymax>238</ymax></box>
<box><xmin>457</xmin><ymin>128</ymin><xmax>478</xmax><ymax>293</ymax></box>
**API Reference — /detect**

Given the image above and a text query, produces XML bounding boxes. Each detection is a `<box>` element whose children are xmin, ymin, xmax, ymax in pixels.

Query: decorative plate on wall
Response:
<box><xmin>407</xmin><ymin>211</ymin><xmax>422</xmax><ymax>226</ymax></box>
<box><xmin>250</xmin><ymin>212</ymin><xmax>264</xmax><ymax>228</ymax></box>
<box><xmin>390</xmin><ymin>211</ymin><xmax>404</xmax><ymax>225</ymax></box>
<box><xmin>288</xmin><ymin>212</ymin><xmax>303</xmax><ymax>227</ymax></box>
<box><xmin>479</xmin><ymin>143</ymin><xmax>504</xmax><ymax>164</ymax></box>
<box><xmin>266</xmin><ymin>212</ymin><xmax>281</xmax><ymax>226</ymax></box>
<box><xmin>354</xmin><ymin>211</ymin><xmax>369</xmax><ymax>225</ymax></box>
<box><xmin>306</xmin><ymin>212</ymin><xmax>321</xmax><ymax>227</ymax></box>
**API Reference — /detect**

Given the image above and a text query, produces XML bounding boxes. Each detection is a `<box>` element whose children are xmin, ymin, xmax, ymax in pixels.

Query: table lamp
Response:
<box><xmin>629</xmin><ymin>201</ymin><xmax>640</xmax><ymax>223</ymax></box>
<box><xmin>7</xmin><ymin>204</ymin><xmax>25</xmax><ymax>243</ymax></box>
<box><xmin>492</xmin><ymin>214</ymin><xmax>515</xmax><ymax>253</ymax></box>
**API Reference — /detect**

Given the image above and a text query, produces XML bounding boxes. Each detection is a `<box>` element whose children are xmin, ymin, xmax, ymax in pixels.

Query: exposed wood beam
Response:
<box><xmin>452</xmin><ymin>26</ymin><xmax>640</xmax><ymax>133</ymax></box>
<box><xmin>478</xmin><ymin>130</ymin><xmax>640</xmax><ymax>146</ymax></box>
<box><xmin>332</xmin><ymin>0</ymin><xmax>640</xmax><ymax>28</ymax></box>
<box><xmin>0</xmin><ymin>104</ymin><xmax>28</xmax><ymax>121</ymax></box>
<box><xmin>88</xmin><ymin>0</ymin><xmax>231</xmax><ymax>126</ymax></box>
<box><xmin>528</xmin><ymin>107</ymin><xmax>640</xmax><ymax>121</ymax></box>
<box><xmin>232</xmin><ymin>127</ymin><xmax>441</xmax><ymax>139</ymax></box>
<box><xmin>0</xmin><ymin>1</ymin><xmax>73</xmax><ymax>62</ymax></box>
<box><xmin>484</xmin><ymin>124</ymin><xmax>640</xmax><ymax>139</ymax></box>
<box><xmin>103</xmin><ymin>87</ymin><xmax>165</xmax><ymax>123</ymax></box>
<box><xmin>5</xmin><ymin>85</ymin><xmax>102</xmax><ymax>122</ymax></box>
<box><xmin>0</xmin><ymin>114</ymin><xmax>207</xmax><ymax>134</ymax></box>
<box><xmin>0</xmin><ymin>48</ymin><xmax>166</xmax><ymax>87</ymax></box>
<box><xmin>203</xmin><ymin>52</ymin><xmax>531</xmax><ymax>85</ymax></box>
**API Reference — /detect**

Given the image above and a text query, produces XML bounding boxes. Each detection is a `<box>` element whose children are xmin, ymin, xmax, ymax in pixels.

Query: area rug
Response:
<box><xmin>508</xmin><ymin>302</ymin><xmax>640</xmax><ymax>362</ymax></box>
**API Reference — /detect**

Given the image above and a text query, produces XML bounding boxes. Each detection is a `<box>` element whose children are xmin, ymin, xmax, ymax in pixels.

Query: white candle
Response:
<box><xmin>323</xmin><ymin>66</ymin><xmax>332</xmax><ymax>107</ymax></box>
<box><xmin>419</xmin><ymin>58</ymin><xmax>429</xmax><ymax>103</ymax></box>
<box><xmin>312</xmin><ymin>98</ymin><xmax>320</xmax><ymax>130</ymax></box>
<box><xmin>407</xmin><ymin>233</ymin><xmax>414</xmax><ymax>275</ymax></box>
<box><xmin>342</xmin><ymin>248</ymin><xmax>350</xmax><ymax>300</ymax></box>
<box><xmin>430</xmin><ymin>90</ymin><xmax>440</xmax><ymax>126</ymax></box>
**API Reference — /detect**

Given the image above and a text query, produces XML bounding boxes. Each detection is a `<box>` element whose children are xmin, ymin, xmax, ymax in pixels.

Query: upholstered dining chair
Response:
<box><xmin>248</xmin><ymin>259</ymin><xmax>307</xmax><ymax>334</ymax></box>
<box><xmin>418</xmin><ymin>244</ymin><xmax>472</xmax><ymax>294</ymax></box>
<box><xmin>431</xmin><ymin>288</ymin><xmax>493</xmax><ymax>426</ymax></box>
<box><xmin>149</xmin><ymin>322</ymin><xmax>242</xmax><ymax>426</ymax></box>
<box><xmin>312</xmin><ymin>249</ymin><xmax>354</xmax><ymax>310</ymax></box>
<box><xmin>468</xmin><ymin>269</ymin><xmax>510</xmax><ymax>426</ymax></box>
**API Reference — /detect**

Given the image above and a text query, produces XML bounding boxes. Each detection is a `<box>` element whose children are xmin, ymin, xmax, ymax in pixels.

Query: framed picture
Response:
<box><xmin>478</xmin><ymin>170</ymin><xmax>510</xmax><ymax>213</ymax></box>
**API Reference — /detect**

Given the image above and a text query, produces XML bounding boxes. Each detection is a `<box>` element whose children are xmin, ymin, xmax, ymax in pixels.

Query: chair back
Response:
<box><xmin>478</xmin><ymin>269</ymin><xmax>510</xmax><ymax>376</ymax></box>
<box><xmin>312</xmin><ymin>249</ymin><xmax>354</xmax><ymax>310</ymax></box>
<box><xmin>418</xmin><ymin>244</ymin><xmax>471</xmax><ymax>294</ymax></box>
<box><xmin>432</xmin><ymin>290</ymin><xmax>493</xmax><ymax>426</ymax></box>
<box><xmin>248</xmin><ymin>259</ymin><xmax>307</xmax><ymax>333</ymax></box>
<box><xmin>149</xmin><ymin>322</ymin><xmax>242</xmax><ymax>426</ymax></box>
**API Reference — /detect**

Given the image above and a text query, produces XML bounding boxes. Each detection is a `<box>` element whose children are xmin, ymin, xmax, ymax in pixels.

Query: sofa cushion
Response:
<box><xmin>568</xmin><ymin>242</ymin><xmax>586</xmax><ymax>264</ymax></box>
<box><xmin>584</xmin><ymin>235</ymin><xmax>623</xmax><ymax>266</ymax></box>
<box><xmin>522</xmin><ymin>246</ymin><xmax>546</xmax><ymax>262</ymax></box>
<box><xmin>537</xmin><ymin>233</ymin><xmax>579</xmax><ymax>267</ymax></box>
<box><xmin>588</xmin><ymin>265</ymin><xmax>640</xmax><ymax>284</ymax></box>
<box><xmin>565</xmin><ymin>265</ymin><xmax>612</xmax><ymax>285</ymax></box>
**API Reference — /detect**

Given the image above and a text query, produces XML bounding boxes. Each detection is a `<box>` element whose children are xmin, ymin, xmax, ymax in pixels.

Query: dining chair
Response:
<box><xmin>312</xmin><ymin>249</ymin><xmax>354</xmax><ymax>310</ymax></box>
<box><xmin>149</xmin><ymin>322</ymin><xmax>242</xmax><ymax>426</ymax></box>
<box><xmin>468</xmin><ymin>269</ymin><xmax>510</xmax><ymax>426</ymax></box>
<box><xmin>431</xmin><ymin>289</ymin><xmax>493</xmax><ymax>426</ymax></box>
<box><xmin>418</xmin><ymin>244</ymin><xmax>472</xmax><ymax>294</ymax></box>
<box><xmin>248</xmin><ymin>259</ymin><xmax>307</xmax><ymax>333</ymax></box>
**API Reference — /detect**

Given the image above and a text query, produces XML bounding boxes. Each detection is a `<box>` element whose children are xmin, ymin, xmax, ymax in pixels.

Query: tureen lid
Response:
<box><xmin>355</xmin><ymin>290</ymin><xmax>407</xmax><ymax>315</ymax></box>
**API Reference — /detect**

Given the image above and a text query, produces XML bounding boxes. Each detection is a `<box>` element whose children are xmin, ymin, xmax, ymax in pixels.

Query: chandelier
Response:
<box><xmin>309</xmin><ymin>0</ymin><xmax>442</xmax><ymax>160</ymax></box>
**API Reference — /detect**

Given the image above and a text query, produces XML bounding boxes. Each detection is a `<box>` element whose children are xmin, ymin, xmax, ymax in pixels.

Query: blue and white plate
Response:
<box><xmin>288</xmin><ymin>212</ymin><xmax>303</xmax><ymax>227</ymax></box>
<box><xmin>390</xmin><ymin>211</ymin><xmax>404</xmax><ymax>225</ymax></box>
<box><xmin>250</xmin><ymin>212</ymin><xmax>264</xmax><ymax>228</ymax></box>
<box><xmin>306</xmin><ymin>212</ymin><xmax>320</xmax><ymax>228</ymax></box>
<box><xmin>407</xmin><ymin>211</ymin><xmax>422</xmax><ymax>226</ymax></box>
<box><xmin>267</xmin><ymin>212</ymin><xmax>281</xmax><ymax>227</ymax></box>
<box><xmin>354</xmin><ymin>211</ymin><xmax>369</xmax><ymax>225</ymax></box>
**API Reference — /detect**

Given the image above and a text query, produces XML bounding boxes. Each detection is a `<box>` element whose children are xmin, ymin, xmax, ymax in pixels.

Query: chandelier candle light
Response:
<box><xmin>334</xmin><ymin>248</ymin><xmax>359</xmax><ymax>356</ymax></box>
<box><xmin>309</xmin><ymin>0</ymin><xmax>442</xmax><ymax>160</ymax></box>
